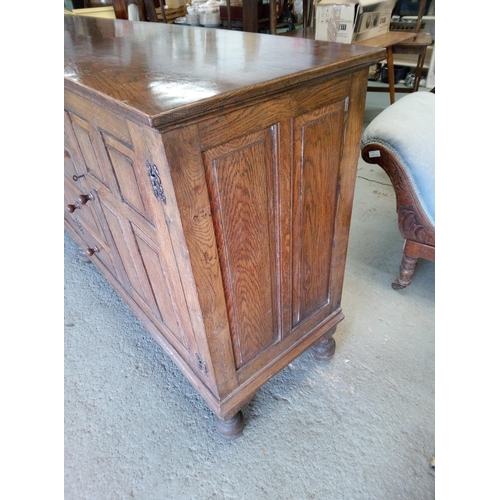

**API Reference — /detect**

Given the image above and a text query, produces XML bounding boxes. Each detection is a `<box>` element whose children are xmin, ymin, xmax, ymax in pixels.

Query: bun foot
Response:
<box><xmin>215</xmin><ymin>411</ymin><xmax>245</xmax><ymax>440</ymax></box>
<box><xmin>311</xmin><ymin>334</ymin><xmax>336</xmax><ymax>361</ymax></box>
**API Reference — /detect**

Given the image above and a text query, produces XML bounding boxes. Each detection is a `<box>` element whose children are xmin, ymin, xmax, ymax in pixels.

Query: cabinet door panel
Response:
<box><xmin>132</xmin><ymin>223</ymin><xmax>188</xmax><ymax>347</ymax></box>
<box><xmin>100</xmin><ymin>133</ymin><xmax>155</xmax><ymax>226</ymax></box>
<box><xmin>203</xmin><ymin>128</ymin><xmax>280</xmax><ymax>368</ymax></box>
<box><xmin>292</xmin><ymin>100</ymin><xmax>346</xmax><ymax>327</ymax></box>
<box><xmin>64</xmin><ymin>137</ymin><xmax>82</xmax><ymax>182</ymax></box>
<box><xmin>99</xmin><ymin>197</ymin><xmax>194</xmax><ymax>353</ymax></box>
<box><xmin>66</xmin><ymin>98</ymin><xmax>204</xmax><ymax>381</ymax></box>
<box><xmin>67</xmin><ymin>112</ymin><xmax>111</xmax><ymax>189</ymax></box>
<box><xmin>98</xmin><ymin>200</ymin><xmax>170</xmax><ymax>328</ymax></box>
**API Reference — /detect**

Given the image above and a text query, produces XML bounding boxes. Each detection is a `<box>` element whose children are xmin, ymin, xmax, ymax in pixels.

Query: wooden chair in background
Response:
<box><xmin>389</xmin><ymin>0</ymin><xmax>434</xmax><ymax>99</ymax></box>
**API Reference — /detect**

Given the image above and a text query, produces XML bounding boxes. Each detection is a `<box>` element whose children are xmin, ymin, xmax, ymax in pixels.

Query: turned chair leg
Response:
<box><xmin>392</xmin><ymin>238</ymin><xmax>435</xmax><ymax>290</ymax></box>
<box><xmin>392</xmin><ymin>239</ymin><xmax>430</xmax><ymax>290</ymax></box>
<box><xmin>392</xmin><ymin>253</ymin><xmax>419</xmax><ymax>290</ymax></box>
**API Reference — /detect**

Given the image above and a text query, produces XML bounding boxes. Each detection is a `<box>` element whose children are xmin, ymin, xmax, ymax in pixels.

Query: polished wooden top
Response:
<box><xmin>283</xmin><ymin>27</ymin><xmax>416</xmax><ymax>48</ymax></box>
<box><xmin>64</xmin><ymin>15</ymin><xmax>384</xmax><ymax>128</ymax></box>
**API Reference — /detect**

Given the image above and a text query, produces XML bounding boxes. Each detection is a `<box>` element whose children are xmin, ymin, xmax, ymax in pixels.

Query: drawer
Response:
<box><xmin>64</xmin><ymin>179</ymin><xmax>125</xmax><ymax>284</ymax></box>
<box><xmin>65</xmin><ymin>207</ymin><xmax>117</xmax><ymax>282</ymax></box>
<box><xmin>64</xmin><ymin>178</ymin><xmax>106</xmax><ymax>242</ymax></box>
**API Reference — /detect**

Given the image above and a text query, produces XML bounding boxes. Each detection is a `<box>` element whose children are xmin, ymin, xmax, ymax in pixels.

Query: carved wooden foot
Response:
<box><xmin>215</xmin><ymin>411</ymin><xmax>245</xmax><ymax>440</ymax></box>
<box><xmin>392</xmin><ymin>254</ymin><xmax>419</xmax><ymax>290</ymax></box>
<box><xmin>311</xmin><ymin>329</ymin><xmax>336</xmax><ymax>361</ymax></box>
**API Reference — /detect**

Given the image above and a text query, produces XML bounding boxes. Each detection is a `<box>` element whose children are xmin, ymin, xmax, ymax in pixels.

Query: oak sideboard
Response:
<box><xmin>64</xmin><ymin>14</ymin><xmax>383</xmax><ymax>439</ymax></box>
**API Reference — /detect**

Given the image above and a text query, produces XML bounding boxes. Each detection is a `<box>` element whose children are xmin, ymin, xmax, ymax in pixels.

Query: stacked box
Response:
<box><xmin>315</xmin><ymin>0</ymin><xmax>397</xmax><ymax>44</ymax></box>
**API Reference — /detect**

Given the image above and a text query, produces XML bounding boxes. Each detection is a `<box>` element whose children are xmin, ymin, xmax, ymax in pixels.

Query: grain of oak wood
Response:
<box><xmin>64</xmin><ymin>15</ymin><xmax>383</xmax><ymax>438</ymax></box>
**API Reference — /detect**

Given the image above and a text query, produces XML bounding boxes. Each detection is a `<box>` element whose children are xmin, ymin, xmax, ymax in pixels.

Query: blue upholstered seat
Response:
<box><xmin>361</xmin><ymin>92</ymin><xmax>435</xmax><ymax>227</ymax></box>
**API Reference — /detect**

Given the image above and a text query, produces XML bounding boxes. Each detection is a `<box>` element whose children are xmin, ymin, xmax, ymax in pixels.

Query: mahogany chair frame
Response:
<box><xmin>361</xmin><ymin>142</ymin><xmax>435</xmax><ymax>289</ymax></box>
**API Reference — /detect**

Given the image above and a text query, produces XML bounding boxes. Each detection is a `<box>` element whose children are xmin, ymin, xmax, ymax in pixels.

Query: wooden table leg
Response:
<box><xmin>269</xmin><ymin>0</ymin><xmax>276</xmax><ymax>34</ymax></box>
<box><xmin>412</xmin><ymin>50</ymin><xmax>426</xmax><ymax>91</ymax></box>
<box><xmin>159</xmin><ymin>0</ymin><xmax>167</xmax><ymax>23</ymax></box>
<box><xmin>225</xmin><ymin>0</ymin><xmax>232</xmax><ymax>29</ymax></box>
<box><xmin>386</xmin><ymin>46</ymin><xmax>396</xmax><ymax>104</ymax></box>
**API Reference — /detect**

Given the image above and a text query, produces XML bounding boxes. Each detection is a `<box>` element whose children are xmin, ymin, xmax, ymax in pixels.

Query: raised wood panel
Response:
<box><xmin>64</xmin><ymin>91</ymin><xmax>133</xmax><ymax>149</ymax></box>
<box><xmin>67</xmin><ymin>112</ymin><xmax>110</xmax><ymax>188</ymax></box>
<box><xmin>64</xmin><ymin>141</ymin><xmax>79</xmax><ymax>180</ymax></box>
<box><xmin>99</xmin><ymin>196</ymin><xmax>192</xmax><ymax>353</ymax></box>
<box><xmin>132</xmin><ymin>224</ymin><xmax>185</xmax><ymax>345</ymax></box>
<box><xmin>292</xmin><ymin>100</ymin><xmax>346</xmax><ymax>327</ymax></box>
<box><xmin>102</xmin><ymin>133</ymin><xmax>153</xmax><ymax>224</ymax></box>
<box><xmin>99</xmin><ymin>200</ymin><xmax>149</xmax><ymax>303</ymax></box>
<box><xmin>203</xmin><ymin>128</ymin><xmax>280</xmax><ymax>368</ymax></box>
<box><xmin>64</xmin><ymin>112</ymin><xmax>94</xmax><ymax>194</ymax></box>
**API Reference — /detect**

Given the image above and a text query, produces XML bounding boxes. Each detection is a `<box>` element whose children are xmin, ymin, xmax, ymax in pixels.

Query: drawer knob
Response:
<box><xmin>86</xmin><ymin>246</ymin><xmax>99</xmax><ymax>257</ymax></box>
<box><xmin>77</xmin><ymin>193</ymin><xmax>94</xmax><ymax>205</ymax></box>
<box><xmin>66</xmin><ymin>193</ymin><xmax>94</xmax><ymax>213</ymax></box>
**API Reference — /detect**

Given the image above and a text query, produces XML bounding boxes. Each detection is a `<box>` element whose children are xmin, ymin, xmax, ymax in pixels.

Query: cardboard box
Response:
<box><xmin>315</xmin><ymin>0</ymin><xmax>397</xmax><ymax>44</ymax></box>
<box><xmin>72</xmin><ymin>6</ymin><xmax>116</xmax><ymax>19</ymax></box>
<box><xmin>165</xmin><ymin>0</ymin><xmax>188</xmax><ymax>8</ymax></box>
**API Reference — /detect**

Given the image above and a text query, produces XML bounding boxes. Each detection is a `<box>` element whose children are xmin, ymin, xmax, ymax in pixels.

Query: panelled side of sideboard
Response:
<box><xmin>161</xmin><ymin>72</ymin><xmax>364</xmax><ymax>407</ymax></box>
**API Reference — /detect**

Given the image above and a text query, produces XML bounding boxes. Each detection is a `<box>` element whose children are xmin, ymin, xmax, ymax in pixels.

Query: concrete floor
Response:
<box><xmin>64</xmin><ymin>90</ymin><xmax>435</xmax><ymax>499</ymax></box>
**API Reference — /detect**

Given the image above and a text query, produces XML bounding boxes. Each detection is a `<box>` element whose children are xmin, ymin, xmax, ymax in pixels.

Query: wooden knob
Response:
<box><xmin>86</xmin><ymin>247</ymin><xmax>98</xmax><ymax>257</ymax></box>
<box><xmin>77</xmin><ymin>193</ymin><xmax>93</xmax><ymax>205</ymax></box>
<box><xmin>66</xmin><ymin>204</ymin><xmax>78</xmax><ymax>213</ymax></box>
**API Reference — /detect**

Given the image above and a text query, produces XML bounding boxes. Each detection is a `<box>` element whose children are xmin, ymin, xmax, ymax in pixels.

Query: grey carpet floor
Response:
<box><xmin>64</xmin><ymin>91</ymin><xmax>435</xmax><ymax>499</ymax></box>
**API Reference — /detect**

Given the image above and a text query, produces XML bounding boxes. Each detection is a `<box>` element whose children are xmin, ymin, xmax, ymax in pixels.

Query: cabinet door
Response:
<box><xmin>203</xmin><ymin>127</ymin><xmax>281</xmax><ymax>368</ymax></box>
<box><xmin>64</xmin><ymin>93</ymin><xmax>217</xmax><ymax>392</ymax></box>
<box><xmin>290</xmin><ymin>100</ymin><xmax>347</xmax><ymax>329</ymax></box>
<box><xmin>64</xmin><ymin>113</ymin><xmax>106</xmax><ymax>241</ymax></box>
<box><xmin>65</xmin><ymin>112</ymin><xmax>124</xmax><ymax>281</ymax></box>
